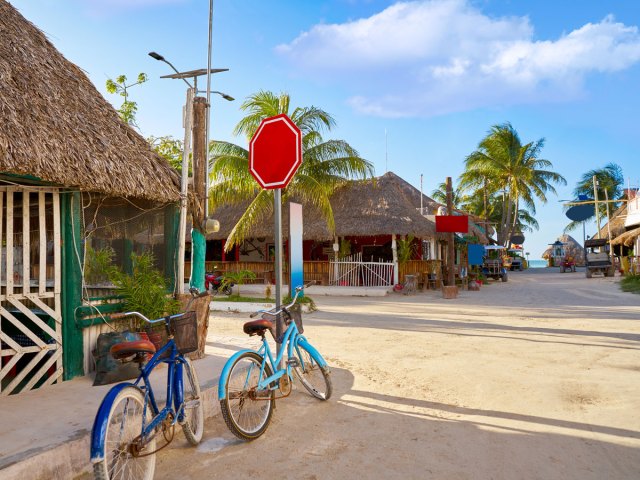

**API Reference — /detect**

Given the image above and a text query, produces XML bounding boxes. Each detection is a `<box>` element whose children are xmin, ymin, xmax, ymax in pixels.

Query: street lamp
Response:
<box><xmin>149</xmin><ymin>51</ymin><xmax>232</xmax><ymax>294</ymax></box>
<box><xmin>148</xmin><ymin>52</ymin><xmax>234</xmax><ymax>101</ymax></box>
<box><xmin>213</xmin><ymin>90</ymin><xmax>234</xmax><ymax>101</ymax></box>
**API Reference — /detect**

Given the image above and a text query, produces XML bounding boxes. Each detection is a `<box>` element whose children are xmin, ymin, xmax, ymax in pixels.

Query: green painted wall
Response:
<box><xmin>61</xmin><ymin>192</ymin><xmax>84</xmax><ymax>380</ymax></box>
<box><xmin>164</xmin><ymin>204</ymin><xmax>179</xmax><ymax>290</ymax></box>
<box><xmin>190</xmin><ymin>228</ymin><xmax>206</xmax><ymax>291</ymax></box>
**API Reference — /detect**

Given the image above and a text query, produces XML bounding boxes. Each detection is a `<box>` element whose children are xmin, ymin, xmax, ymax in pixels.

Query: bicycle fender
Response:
<box><xmin>296</xmin><ymin>338</ymin><xmax>328</xmax><ymax>369</ymax></box>
<box><xmin>90</xmin><ymin>382</ymin><xmax>137</xmax><ymax>463</ymax></box>
<box><xmin>218</xmin><ymin>349</ymin><xmax>256</xmax><ymax>400</ymax></box>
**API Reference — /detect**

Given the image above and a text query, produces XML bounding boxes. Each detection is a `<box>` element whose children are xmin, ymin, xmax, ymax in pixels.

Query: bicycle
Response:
<box><xmin>218</xmin><ymin>284</ymin><xmax>332</xmax><ymax>440</ymax></box>
<box><xmin>89</xmin><ymin>289</ymin><xmax>208</xmax><ymax>480</ymax></box>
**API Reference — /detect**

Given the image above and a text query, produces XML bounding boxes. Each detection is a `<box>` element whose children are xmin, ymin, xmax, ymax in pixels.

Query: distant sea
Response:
<box><xmin>528</xmin><ymin>260</ymin><xmax>547</xmax><ymax>268</ymax></box>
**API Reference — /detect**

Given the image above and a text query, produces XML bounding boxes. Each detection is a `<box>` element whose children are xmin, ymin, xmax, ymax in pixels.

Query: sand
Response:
<box><xmin>155</xmin><ymin>268</ymin><xmax>640</xmax><ymax>479</ymax></box>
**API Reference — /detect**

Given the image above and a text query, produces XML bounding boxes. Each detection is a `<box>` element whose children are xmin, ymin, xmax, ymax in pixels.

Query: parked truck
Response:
<box><xmin>584</xmin><ymin>238</ymin><xmax>614</xmax><ymax>278</ymax></box>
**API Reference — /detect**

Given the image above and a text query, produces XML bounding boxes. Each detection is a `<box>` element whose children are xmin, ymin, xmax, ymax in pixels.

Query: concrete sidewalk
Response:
<box><xmin>0</xmin><ymin>288</ymin><xmax>385</xmax><ymax>479</ymax></box>
<box><xmin>0</xmin><ymin>325</ymin><xmax>260</xmax><ymax>480</ymax></box>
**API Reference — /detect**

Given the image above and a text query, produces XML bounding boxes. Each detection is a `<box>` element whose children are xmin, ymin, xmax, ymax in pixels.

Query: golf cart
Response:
<box><xmin>507</xmin><ymin>248</ymin><xmax>525</xmax><ymax>271</ymax></box>
<box><xmin>482</xmin><ymin>245</ymin><xmax>509</xmax><ymax>282</ymax></box>
<box><xmin>584</xmin><ymin>238</ymin><xmax>614</xmax><ymax>278</ymax></box>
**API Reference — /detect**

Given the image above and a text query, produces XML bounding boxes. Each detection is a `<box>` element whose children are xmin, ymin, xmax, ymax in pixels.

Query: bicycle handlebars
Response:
<box><xmin>249</xmin><ymin>282</ymin><xmax>314</xmax><ymax>318</ymax></box>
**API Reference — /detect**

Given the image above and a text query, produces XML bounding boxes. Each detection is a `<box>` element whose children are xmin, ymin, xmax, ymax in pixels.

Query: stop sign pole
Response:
<box><xmin>249</xmin><ymin>114</ymin><xmax>302</xmax><ymax>358</ymax></box>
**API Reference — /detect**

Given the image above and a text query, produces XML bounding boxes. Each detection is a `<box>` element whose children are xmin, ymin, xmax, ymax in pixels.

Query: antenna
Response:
<box><xmin>385</xmin><ymin>128</ymin><xmax>388</xmax><ymax>173</ymax></box>
<box><xmin>420</xmin><ymin>173</ymin><xmax>423</xmax><ymax>214</ymax></box>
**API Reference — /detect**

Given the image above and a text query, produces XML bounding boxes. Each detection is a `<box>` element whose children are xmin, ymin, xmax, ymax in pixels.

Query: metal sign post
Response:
<box><xmin>248</xmin><ymin>114</ymin><xmax>303</xmax><ymax>366</ymax></box>
<box><xmin>274</xmin><ymin>188</ymin><xmax>283</xmax><ymax>357</ymax></box>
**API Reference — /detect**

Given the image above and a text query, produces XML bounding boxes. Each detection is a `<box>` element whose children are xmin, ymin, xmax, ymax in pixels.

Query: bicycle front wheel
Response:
<box><xmin>293</xmin><ymin>343</ymin><xmax>332</xmax><ymax>400</ymax></box>
<box><xmin>94</xmin><ymin>386</ymin><xmax>156</xmax><ymax>480</ymax></box>
<box><xmin>180</xmin><ymin>357</ymin><xmax>204</xmax><ymax>445</ymax></box>
<box><xmin>219</xmin><ymin>351</ymin><xmax>274</xmax><ymax>441</ymax></box>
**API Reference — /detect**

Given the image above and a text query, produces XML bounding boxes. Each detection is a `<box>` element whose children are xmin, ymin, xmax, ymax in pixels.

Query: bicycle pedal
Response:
<box><xmin>286</xmin><ymin>358</ymin><xmax>300</xmax><ymax>367</ymax></box>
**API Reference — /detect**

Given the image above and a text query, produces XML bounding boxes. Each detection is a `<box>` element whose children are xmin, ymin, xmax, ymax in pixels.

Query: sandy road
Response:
<box><xmin>153</xmin><ymin>268</ymin><xmax>640</xmax><ymax>479</ymax></box>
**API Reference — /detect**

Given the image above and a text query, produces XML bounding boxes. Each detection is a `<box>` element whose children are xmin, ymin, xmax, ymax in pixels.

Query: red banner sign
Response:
<box><xmin>435</xmin><ymin>215</ymin><xmax>469</xmax><ymax>233</ymax></box>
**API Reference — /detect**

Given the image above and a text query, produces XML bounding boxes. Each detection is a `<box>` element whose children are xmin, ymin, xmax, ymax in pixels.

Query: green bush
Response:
<box><xmin>620</xmin><ymin>274</ymin><xmax>640</xmax><ymax>294</ymax></box>
<box><xmin>221</xmin><ymin>270</ymin><xmax>257</xmax><ymax>297</ymax></box>
<box><xmin>84</xmin><ymin>245</ymin><xmax>115</xmax><ymax>284</ymax></box>
<box><xmin>108</xmin><ymin>251</ymin><xmax>180</xmax><ymax>323</ymax></box>
<box><xmin>397</xmin><ymin>235</ymin><xmax>417</xmax><ymax>265</ymax></box>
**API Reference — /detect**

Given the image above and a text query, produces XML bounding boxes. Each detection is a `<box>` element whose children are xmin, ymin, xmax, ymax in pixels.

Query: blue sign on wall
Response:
<box><xmin>468</xmin><ymin>244</ymin><xmax>485</xmax><ymax>266</ymax></box>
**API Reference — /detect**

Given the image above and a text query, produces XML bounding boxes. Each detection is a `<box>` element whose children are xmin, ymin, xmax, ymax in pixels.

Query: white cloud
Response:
<box><xmin>276</xmin><ymin>0</ymin><xmax>640</xmax><ymax>117</ymax></box>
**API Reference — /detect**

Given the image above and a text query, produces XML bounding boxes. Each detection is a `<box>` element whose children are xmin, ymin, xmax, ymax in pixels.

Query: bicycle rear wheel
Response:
<box><xmin>180</xmin><ymin>357</ymin><xmax>204</xmax><ymax>445</ymax></box>
<box><xmin>94</xmin><ymin>386</ymin><xmax>155</xmax><ymax>480</ymax></box>
<box><xmin>219</xmin><ymin>351</ymin><xmax>274</xmax><ymax>441</ymax></box>
<box><xmin>293</xmin><ymin>343</ymin><xmax>332</xmax><ymax>400</ymax></box>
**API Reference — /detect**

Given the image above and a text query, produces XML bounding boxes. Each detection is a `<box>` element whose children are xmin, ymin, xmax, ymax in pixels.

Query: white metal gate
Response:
<box><xmin>0</xmin><ymin>187</ymin><xmax>62</xmax><ymax>395</ymax></box>
<box><xmin>330</xmin><ymin>252</ymin><xmax>394</xmax><ymax>287</ymax></box>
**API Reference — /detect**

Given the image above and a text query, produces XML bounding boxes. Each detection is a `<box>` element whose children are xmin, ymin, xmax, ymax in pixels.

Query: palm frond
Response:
<box><xmin>225</xmin><ymin>190</ymin><xmax>274</xmax><ymax>249</ymax></box>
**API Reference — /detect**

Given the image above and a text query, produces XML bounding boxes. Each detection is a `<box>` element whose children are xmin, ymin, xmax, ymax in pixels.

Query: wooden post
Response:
<box><xmin>392</xmin><ymin>234</ymin><xmax>399</xmax><ymax>285</ymax></box>
<box><xmin>446</xmin><ymin>177</ymin><xmax>455</xmax><ymax>287</ymax></box>
<box><xmin>190</xmin><ymin>97</ymin><xmax>207</xmax><ymax>292</ymax></box>
<box><xmin>442</xmin><ymin>177</ymin><xmax>458</xmax><ymax>299</ymax></box>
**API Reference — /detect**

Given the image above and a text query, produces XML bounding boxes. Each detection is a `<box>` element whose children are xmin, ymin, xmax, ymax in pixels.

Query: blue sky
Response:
<box><xmin>9</xmin><ymin>0</ymin><xmax>640</xmax><ymax>258</ymax></box>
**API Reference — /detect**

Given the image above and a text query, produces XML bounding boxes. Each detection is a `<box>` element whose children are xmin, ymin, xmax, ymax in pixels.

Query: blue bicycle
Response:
<box><xmin>90</xmin><ymin>290</ymin><xmax>207</xmax><ymax>480</ymax></box>
<box><xmin>218</xmin><ymin>285</ymin><xmax>332</xmax><ymax>440</ymax></box>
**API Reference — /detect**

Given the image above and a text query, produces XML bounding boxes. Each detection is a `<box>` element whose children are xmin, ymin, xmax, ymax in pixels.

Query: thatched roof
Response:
<box><xmin>542</xmin><ymin>234</ymin><xmax>585</xmax><ymax>263</ymax></box>
<box><xmin>0</xmin><ymin>1</ymin><xmax>180</xmax><ymax>203</ymax></box>
<box><xmin>611</xmin><ymin>225</ymin><xmax>640</xmax><ymax>247</ymax></box>
<box><xmin>208</xmin><ymin>172</ymin><xmax>442</xmax><ymax>241</ymax></box>
<box><xmin>596</xmin><ymin>203</ymin><xmax>627</xmax><ymax>240</ymax></box>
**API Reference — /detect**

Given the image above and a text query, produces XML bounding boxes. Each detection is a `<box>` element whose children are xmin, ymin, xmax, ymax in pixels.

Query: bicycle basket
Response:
<box><xmin>170</xmin><ymin>311</ymin><xmax>198</xmax><ymax>354</ymax></box>
<box><xmin>286</xmin><ymin>304</ymin><xmax>304</xmax><ymax>334</ymax></box>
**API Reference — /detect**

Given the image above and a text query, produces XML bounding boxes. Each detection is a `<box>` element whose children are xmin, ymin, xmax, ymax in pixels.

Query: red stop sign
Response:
<box><xmin>249</xmin><ymin>114</ymin><xmax>302</xmax><ymax>189</ymax></box>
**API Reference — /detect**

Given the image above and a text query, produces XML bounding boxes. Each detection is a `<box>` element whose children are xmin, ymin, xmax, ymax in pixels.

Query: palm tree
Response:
<box><xmin>430</xmin><ymin>182</ymin><xmax>464</xmax><ymax>208</ymax></box>
<box><xmin>460</xmin><ymin>123</ymin><xmax>566</xmax><ymax>245</ymax></box>
<box><xmin>565</xmin><ymin>163</ymin><xmax>624</xmax><ymax>232</ymax></box>
<box><xmin>210</xmin><ymin>90</ymin><xmax>374</xmax><ymax>249</ymax></box>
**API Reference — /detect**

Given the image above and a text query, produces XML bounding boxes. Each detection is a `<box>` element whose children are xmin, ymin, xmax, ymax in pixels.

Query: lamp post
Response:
<box><xmin>149</xmin><ymin>51</ymin><xmax>232</xmax><ymax>293</ymax></box>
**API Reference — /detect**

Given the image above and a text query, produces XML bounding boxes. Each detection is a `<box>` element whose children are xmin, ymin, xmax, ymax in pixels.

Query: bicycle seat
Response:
<box><xmin>110</xmin><ymin>340</ymin><xmax>157</xmax><ymax>360</ymax></box>
<box><xmin>243</xmin><ymin>319</ymin><xmax>274</xmax><ymax>337</ymax></box>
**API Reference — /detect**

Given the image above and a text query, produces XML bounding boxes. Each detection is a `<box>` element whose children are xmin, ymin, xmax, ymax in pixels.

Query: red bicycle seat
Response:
<box><xmin>110</xmin><ymin>340</ymin><xmax>157</xmax><ymax>360</ymax></box>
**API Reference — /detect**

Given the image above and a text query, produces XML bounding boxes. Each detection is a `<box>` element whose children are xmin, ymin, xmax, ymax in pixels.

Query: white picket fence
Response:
<box><xmin>329</xmin><ymin>253</ymin><xmax>394</xmax><ymax>287</ymax></box>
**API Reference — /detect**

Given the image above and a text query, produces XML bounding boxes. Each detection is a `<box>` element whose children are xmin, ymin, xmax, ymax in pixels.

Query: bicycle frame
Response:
<box><xmin>217</xmin><ymin>315</ymin><xmax>328</xmax><ymax>400</ymax></box>
<box><xmin>255</xmin><ymin>318</ymin><xmax>299</xmax><ymax>390</ymax></box>
<box><xmin>90</xmin><ymin>337</ymin><xmax>190</xmax><ymax>463</ymax></box>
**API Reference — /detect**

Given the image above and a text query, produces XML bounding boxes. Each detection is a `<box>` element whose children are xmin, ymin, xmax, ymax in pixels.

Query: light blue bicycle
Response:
<box><xmin>218</xmin><ymin>285</ymin><xmax>332</xmax><ymax>440</ymax></box>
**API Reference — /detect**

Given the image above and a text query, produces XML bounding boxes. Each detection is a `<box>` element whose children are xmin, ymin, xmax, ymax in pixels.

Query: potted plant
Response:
<box><xmin>108</xmin><ymin>251</ymin><xmax>180</xmax><ymax>350</ymax></box>
<box><xmin>220</xmin><ymin>269</ymin><xmax>257</xmax><ymax>297</ymax></box>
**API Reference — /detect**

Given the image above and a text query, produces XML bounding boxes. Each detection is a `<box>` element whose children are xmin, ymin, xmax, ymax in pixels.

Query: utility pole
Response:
<box><xmin>176</xmin><ymin>88</ymin><xmax>194</xmax><ymax>294</ymax></box>
<box><xmin>603</xmin><ymin>187</ymin><xmax>613</xmax><ymax>263</ymax></box>
<box><xmin>190</xmin><ymin>97</ymin><xmax>208</xmax><ymax>291</ymax></box>
<box><xmin>420</xmin><ymin>174</ymin><xmax>423</xmax><ymax>215</ymax></box>
<box><xmin>446</xmin><ymin>176</ymin><xmax>455</xmax><ymax>287</ymax></box>
<box><xmin>593</xmin><ymin>176</ymin><xmax>601</xmax><ymax>239</ymax></box>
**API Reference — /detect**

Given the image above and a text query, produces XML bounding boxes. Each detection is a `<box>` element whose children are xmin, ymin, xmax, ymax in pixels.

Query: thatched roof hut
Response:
<box><xmin>597</xmin><ymin>203</ymin><xmax>627</xmax><ymax>240</ymax></box>
<box><xmin>542</xmin><ymin>234</ymin><xmax>585</xmax><ymax>264</ymax></box>
<box><xmin>0</xmin><ymin>1</ymin><xmax>180</xmax><ymax>203</ymax></box>
<box><xmin>208</xmin><ymin>171</ymin><xmax>442</xmax><ymax>241</ymax></box>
